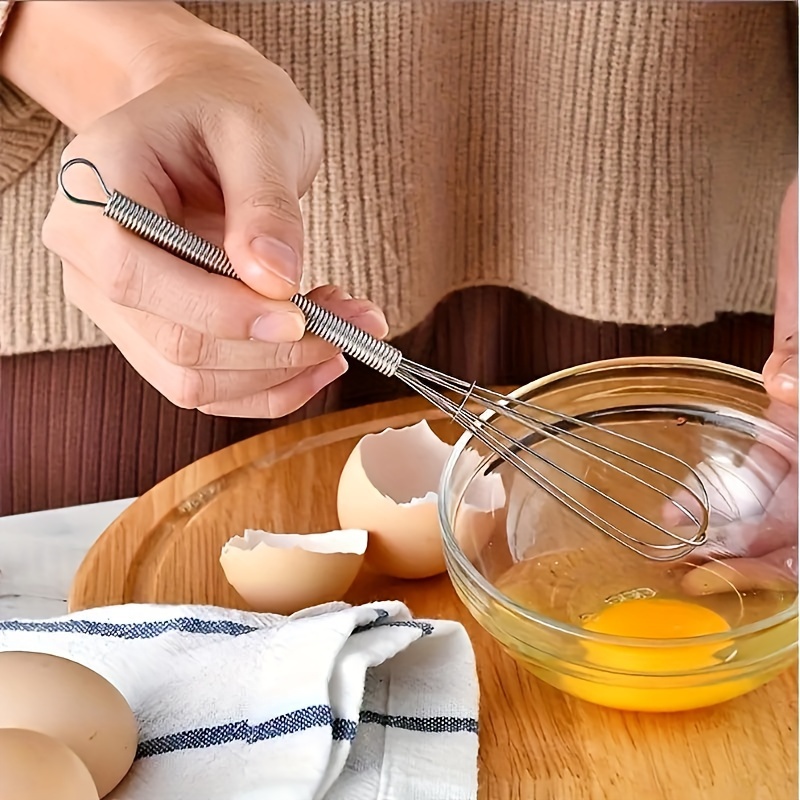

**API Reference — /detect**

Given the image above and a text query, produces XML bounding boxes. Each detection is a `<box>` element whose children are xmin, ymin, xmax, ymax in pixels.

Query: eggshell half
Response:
<box><xmin>336</xmin><ymin>420</ymin><xmax>506</xmax><ymax>579</ymax></box>
<box><xmin>220</xmin><ymin>528</ymin><xmax>368</xmax><ymax>614</ymax></box>
<box><xmin>0</xmin><ymin>728</ymin><xmax>99</xmax><ymax>800</ymax></box>
<box><xmin>0</xmin><ymin>651</ymin><xmax>137</xmax><ymax>798</ymax></box>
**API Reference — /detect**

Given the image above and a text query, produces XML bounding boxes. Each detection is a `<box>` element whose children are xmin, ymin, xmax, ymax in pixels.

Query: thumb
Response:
<box><xmin>681</xmin><ymin>545</ymin><xmax>797</xmax><ymax>595</ymax></box>
<box><xmin>772</xmin><ymin>175</ymin><xmax>798</xmax><ymax>345</ymax></box>
<box><xmin>209</xmin><ymin>135</ymin><xmax>307</xmax><ymax>302</ymax></box>
<box><xmin>763</xmin><ymin>175</ymin><xmax>798</xmax><ymax>406</ymax></box>
<box><xmin>764</xmin><ymin>342</ymin><xmax>798</xmax><ymax>408</ymax></box>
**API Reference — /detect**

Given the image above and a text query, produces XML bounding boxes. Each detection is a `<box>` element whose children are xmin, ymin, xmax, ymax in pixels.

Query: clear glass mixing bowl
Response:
<box><xmin>439</xmin><ymin>357</ymin><xmax>798</xmax><ymax>712</ymax></box>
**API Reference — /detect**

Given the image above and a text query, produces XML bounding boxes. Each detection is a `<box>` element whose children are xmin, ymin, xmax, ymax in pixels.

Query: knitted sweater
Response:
<box><xmin>0</xmin><ymin>1</ymin><xmax>797</xmax><ymax>357</ymax></box>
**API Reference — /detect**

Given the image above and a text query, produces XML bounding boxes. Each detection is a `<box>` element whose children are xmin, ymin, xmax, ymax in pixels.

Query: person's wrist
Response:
<box><xmin>125</xmin><ymin>18</ymin><xmax>258</xmax><ymax>99</ymax></box>
<box><xmin>0</xmin><ymin>1</ymin><xmax>231</xmax><ymax>131</ymax></box>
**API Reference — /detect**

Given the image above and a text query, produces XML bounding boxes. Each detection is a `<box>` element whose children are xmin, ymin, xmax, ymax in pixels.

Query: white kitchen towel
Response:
<box><xmin>0</xmin><ymin>600</ymin><xmax>479</xmax><ymax>800</ymax></box>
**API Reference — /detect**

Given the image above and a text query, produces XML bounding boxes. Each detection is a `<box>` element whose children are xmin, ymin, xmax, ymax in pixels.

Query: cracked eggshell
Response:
<box><xmin>219</xmin><ymin>528</ymin><xmax>368</xmax><ymax>615</ymax></box>
<box><xmin>336</xmin><ymin>420</ymin><xmax>506</xmax><ymax>579</ymax></box>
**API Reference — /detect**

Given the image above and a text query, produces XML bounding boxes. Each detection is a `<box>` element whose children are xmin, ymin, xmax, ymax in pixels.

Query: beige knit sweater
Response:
<box><xmin>0</xmin><ymin>1</ymin><xmax>797</xmax><ymax>357</ymax></box>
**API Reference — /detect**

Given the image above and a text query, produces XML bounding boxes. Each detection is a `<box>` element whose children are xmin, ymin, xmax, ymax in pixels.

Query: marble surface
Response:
<box><xmin>0</xmin><ymin>498</ymin><xmax>135</xmax><ymax>619</ymax></box>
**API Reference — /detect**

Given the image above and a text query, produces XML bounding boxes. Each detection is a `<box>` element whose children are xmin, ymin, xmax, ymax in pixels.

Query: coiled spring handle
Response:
<box><xmin>57</xmin><ymin>158</ymin><xmax>403</xmax><ymax>377</ymax></box>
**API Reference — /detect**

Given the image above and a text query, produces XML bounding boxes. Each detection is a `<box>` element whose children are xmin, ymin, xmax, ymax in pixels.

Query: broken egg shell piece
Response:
<box><xmin>219</xmin><ymin>528</ymin><xmax>368</xmax><ymax>615</ymax></box>
<box><xmin>336</xmin><ymin>420</ymin><xmax>506</xmax><ymax>580</ymax></box>
<box><xmin>224</xmin><ymin>528</ymin><xmax>368</xmax><ymax>556</ymax></box>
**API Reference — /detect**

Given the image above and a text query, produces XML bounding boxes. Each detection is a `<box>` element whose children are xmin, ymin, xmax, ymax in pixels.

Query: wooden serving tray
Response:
<box><xmin>69</xmin><ymin>396</ymin><xmax>798</xmax><ymax>799</ymax></box>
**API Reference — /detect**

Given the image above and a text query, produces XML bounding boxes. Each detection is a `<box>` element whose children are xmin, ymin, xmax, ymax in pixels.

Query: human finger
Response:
<box><xmin>681</xmin><ymin>545</ymin><xmax>798</xmax><ymax>595</ymax></box>
<box><xmin>127</xmin><ymin>285</ymin><xmax>388</xmax><ymax>370</ymax></box>
<box><xmin>763</xmin><ymin>340</ymin><xmax>798</xmax><ymax>408</ymax></box>
<box><xmin>62</xmin><ymin>263</ymin><xmax>314</xmax><ymax>408</ymax></box>
<box><xmin>197</xmin><ymin>355</ymin><xmax>349</xmax><ymax>418</ymax></box>
<box><xmin>204</xmin><ymin>106</ymin><xmax>320</xmax><ymax>302</ymax></box>
<box><xmin>303</xmin><ymin>283</ymin><xmax>390</xmax><ymax>339</ymax></box>
<box><xmin>45</xmin><ymin>157</ymin><xmax>306</xmax><ymax>343</ymax></box>
<box><xmin>662</xmin><ymin>442</ymin><xmax>791</xmax><ymax>532</ymax></box>
<box><xmin>763</xmin><ymin>176</ymin><xmax>798</xmax><ymax>405</ymax></box>
<box><xmin>772</xmin><ymin>176</ymin><xmax>798</xmax><ymax>346</ymax></box>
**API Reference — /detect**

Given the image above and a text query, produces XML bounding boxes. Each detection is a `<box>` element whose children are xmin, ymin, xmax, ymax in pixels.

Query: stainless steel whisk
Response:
<box><xmin>57</xmin><ymin>158</ymin><xmax>710</xmax><ymax>561</ymax></box>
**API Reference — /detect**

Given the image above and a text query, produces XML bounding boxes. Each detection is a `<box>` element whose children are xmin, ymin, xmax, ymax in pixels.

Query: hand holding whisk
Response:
<box><xmin>57</xmin><ymin>157</ymin><xmax>710</xmax><ymax>562</ymax></box>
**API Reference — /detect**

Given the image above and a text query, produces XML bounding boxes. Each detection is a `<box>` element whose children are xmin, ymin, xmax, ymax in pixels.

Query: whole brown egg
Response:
<box><xmin>0</xmin><ymin>728</ymin><xmax>99</xmax><ymax>800</ymax></box>
<box><xmin>0</xmin><ymin>651</ymin><xmax>138</xmax><ymax>797</ymax></box>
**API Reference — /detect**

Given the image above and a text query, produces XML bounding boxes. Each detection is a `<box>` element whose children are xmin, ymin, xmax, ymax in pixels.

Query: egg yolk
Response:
<box><xmin>581</xmin><ymin>597</ymin><xmax>731</xmax><ymax>674</ymax></box>
<box><xmin>558</xmin><ymin>597</ymin><xmax>739</xmax><ymax>712</ymax></box>
<box><xmin>584</xmin><ymin>596</ymin><xmax>730</xmax><ymax>640</ymax></box>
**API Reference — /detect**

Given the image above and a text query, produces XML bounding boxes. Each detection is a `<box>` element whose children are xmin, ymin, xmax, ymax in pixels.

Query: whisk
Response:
<box><xmin>57</xmin><ymin>158</ymin><xmax>710</xmax><ymax>561</ymax></box>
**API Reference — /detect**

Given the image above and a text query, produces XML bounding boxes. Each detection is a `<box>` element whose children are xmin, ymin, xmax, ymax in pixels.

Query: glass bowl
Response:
<box><xmin>439</xmin><ymin>357</ymin><xmax>798</xmax><ymax>712</ymax></box>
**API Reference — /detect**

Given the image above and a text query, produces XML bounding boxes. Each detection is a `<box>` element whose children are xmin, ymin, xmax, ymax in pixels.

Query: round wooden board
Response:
<box><xmin>70</xmin><ymin>396</ymin><xmax>798</xmax><ymax>800</ymax></box>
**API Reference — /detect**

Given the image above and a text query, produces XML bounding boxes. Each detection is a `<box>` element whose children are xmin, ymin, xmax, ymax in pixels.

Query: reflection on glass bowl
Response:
<box><xmin>439</xmin><ymin>357</ymin><xmax>798</xmax><ymax>713</ymax></box>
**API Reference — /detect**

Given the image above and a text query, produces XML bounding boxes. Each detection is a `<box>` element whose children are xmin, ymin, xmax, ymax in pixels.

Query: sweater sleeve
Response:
<box><xmin>0</xmin><ymin>0</ymin><xmax>60</xmax><ymax>194</ymax></box>
<box><xmin>0</xmin><ymin>2</ymin><xmax>14</xmax><ymax>37</ymax></box>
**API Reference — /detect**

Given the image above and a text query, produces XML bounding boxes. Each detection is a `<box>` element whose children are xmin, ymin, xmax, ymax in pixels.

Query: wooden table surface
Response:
<box><xmin>69</xmin><ymin>396</ymin><xmax>799</xmax><ymax>800</ymax></box>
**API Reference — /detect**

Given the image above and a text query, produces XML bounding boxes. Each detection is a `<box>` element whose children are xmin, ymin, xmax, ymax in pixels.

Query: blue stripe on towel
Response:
<box><xmin>0</xmin><ymin>617</ymin><xmax>258</xmax><ymax>639</ymax></box>
<box><xmin>136</xmin><ymin>705</ymin><xmax>356</xmax><ymax>758</ymax></box>
<box><xmin>353</xmin><ymin>618</ymin><xmax>435</xmax><ymax>636</ymax></box>
<box><xmin>353</xmin><ymin>609</ymin><xmax>435</xmax><ymax>637</ymax></box>
<box><xmin>352</xmin><ymin>608</ymin><xmax>390</xmax><ymax>633</ymax></box>
<box><xmin>359</xmin><ymin>710</ymin><xmax>479</xmax><ymax>735</ymax></box>
<box><xmin>0</xmin><ymin>609</ymin><xmax>434</xmax><ymax>641</ymax></box>
<box><xmin>136</xmin><ymin>707</ymin><xmax>478</xmax><ymax>759</ymax></box>
<box><xmin>0</xmin><ymin>608</ymin><xmax>435</xmax><ymax>641</ymax></box>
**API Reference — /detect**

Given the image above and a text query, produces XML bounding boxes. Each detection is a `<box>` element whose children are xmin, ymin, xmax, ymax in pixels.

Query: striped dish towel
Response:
<box><xmin>0</xmin><ymin>600</ymin><xmax>479</xmax><ymax>799</ymax></box>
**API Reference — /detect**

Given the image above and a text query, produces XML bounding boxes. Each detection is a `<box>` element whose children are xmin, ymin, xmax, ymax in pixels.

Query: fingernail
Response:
<box><xmin>250</xmin><ymin>236</ymin><xmax>300</xmax><ymax>286</ymax></box>
<box><xmin>251</xmin><ymin>311</ymin><xmax>305</xmax><ymax>342</ymax></box>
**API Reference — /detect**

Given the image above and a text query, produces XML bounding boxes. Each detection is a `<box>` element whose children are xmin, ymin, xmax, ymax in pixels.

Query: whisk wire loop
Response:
<box><xmin>403</xmin><ymin>365</ymin><xmax>706</xmax><ymax>525</ymax></box>
<box><xmin>400</xmin><ymin>376</ymin><xmax>704</xmax><ymax>560</ymax></box>
<box><xmin>57</xmin><ymin>158</ymin><xmax>711</xmax><ymax>562</ymax></box>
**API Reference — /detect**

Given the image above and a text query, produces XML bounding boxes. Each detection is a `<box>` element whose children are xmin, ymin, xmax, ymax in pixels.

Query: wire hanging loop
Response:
<box><xmin>58</xmin><ymin>158</ymin><xmax>113</xmax><ymax>208</ymax></box>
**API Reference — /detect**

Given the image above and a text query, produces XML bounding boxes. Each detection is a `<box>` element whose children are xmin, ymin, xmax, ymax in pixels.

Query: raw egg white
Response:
<box><xmin>0</xmin><ymin>728</ymin><xmax>99</xmax><ymax>800</ymax></box>
<box><xmin>0</xmin><ymin>651</ymin><xmax>137</xmax><ymax>798</ymax></box>
<box><xmin>220</xmin><ymin>528</ymin><xmax>368</xmax><ymax>614</ymax></box>
<box><xmin>336</xmin><ymin>420</ymin><xmax>505</xmax><ymax>579</ymax></box>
